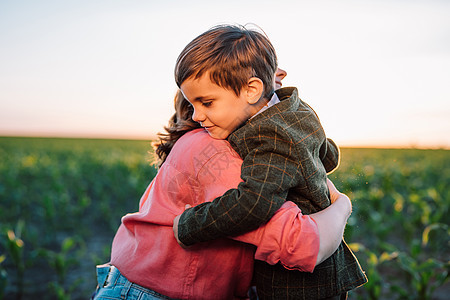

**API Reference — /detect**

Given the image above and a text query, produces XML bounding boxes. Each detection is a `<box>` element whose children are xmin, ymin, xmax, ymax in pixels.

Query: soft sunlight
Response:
<box><xmin>0</xmin><ymin>0</ymin><xmax>449</xmax><ymax>148</ymax></box>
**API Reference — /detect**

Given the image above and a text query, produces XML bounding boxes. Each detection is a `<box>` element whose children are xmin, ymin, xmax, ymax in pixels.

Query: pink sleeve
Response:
<box><xmin>232</xmin><ymin>201</ymin><xmax>320</xmax><ymax>273</ymax></box>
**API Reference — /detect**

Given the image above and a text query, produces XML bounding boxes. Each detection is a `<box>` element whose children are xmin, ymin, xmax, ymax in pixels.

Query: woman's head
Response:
<box><xmin>275</xmin><ymin>68</ymin><xmax>287</xmax><ymax>90</ymax></box>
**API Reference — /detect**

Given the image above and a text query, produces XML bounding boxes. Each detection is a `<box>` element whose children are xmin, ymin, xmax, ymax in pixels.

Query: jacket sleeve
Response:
<box><xmin>177</xmin><ymin>123</ymin><xmax>302</xmax><ymax>246</ymax></box>
<box><xmin>320</xmin><ymin>138</ymin><xmax>340</xmax><ymax>174</ymax></box>
<box><xmin>231</xmin><ymin>201</ymin><xmax>319</xmax><ymax>273</ymax></box>
<box><xmin>303</xmin><ymin>98</ymin><xmax>339</xmax><ymax>174</ymax></box>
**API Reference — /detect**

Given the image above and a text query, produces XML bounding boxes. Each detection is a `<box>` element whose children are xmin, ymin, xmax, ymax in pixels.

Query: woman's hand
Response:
<box><xmin>327</xmin><ymin>178</ymin><xmax>352</xmax><ymax>216</ymax></box>
<box><xmin>312</xmin><ymin>178</ymin><xmax>353</xmax><ymax>265</ymax></box>
<box><xmin>327</xmin><ymin>178</ymin><xmax>339</xmax><ymax>203</ymax></box>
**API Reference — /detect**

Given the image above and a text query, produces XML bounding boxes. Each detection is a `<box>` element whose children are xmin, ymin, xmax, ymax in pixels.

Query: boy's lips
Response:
<box><xmin>203</xmin><ymin>125</ymin><xmax>215</xmax><ymax>131</ymax></box>
<box><xmin>201</xmin><ymin>123</ymin><xmax>215</xmax><ymax>130</ymax></box>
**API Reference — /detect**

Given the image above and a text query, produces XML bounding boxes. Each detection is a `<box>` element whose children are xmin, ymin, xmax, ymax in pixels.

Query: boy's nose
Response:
<box><xmin>192</xmin><ymin>107</ymin><xmax>205</xmax><ymax>123</ymax></box>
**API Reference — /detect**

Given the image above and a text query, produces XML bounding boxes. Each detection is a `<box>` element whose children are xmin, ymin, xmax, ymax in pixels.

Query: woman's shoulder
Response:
<box><xmin>167</xmin><ymin>128</ymin><xmax>240</xmax><ymax>170</ymax></box>
<box><xmin>177</xmin><ymin>128</ymin><xmax>235</xmax><ymax>154</ymax></box>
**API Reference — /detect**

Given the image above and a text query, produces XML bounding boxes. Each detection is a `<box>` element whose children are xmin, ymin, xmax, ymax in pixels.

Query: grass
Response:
<box><xmin>0</xmin><ymin>137</ymin><xmax>448</xmax><ymax>299</ymax></box>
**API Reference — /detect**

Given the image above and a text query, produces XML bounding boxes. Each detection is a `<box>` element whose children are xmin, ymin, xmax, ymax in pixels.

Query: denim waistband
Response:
<box><xmin>104</xmin><ymin>265</ymin><xmax>127</xmax><ymax>287</ymax></box>
<box><xmin>95</xmin><ymin>264</ymin><xmax>174</xmax><ymax>299</ymax></box>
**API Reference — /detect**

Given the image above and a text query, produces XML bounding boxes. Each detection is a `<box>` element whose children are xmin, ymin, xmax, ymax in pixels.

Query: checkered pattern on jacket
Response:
<box><xmin>177</xmin><ymin>87</ymin><xmax>367</xmax><ymax>297</ymax></box>
<box><xmin>178</xmin><ymin>87</ymin><xmax>339</xmax><ymax>243</ymax></box>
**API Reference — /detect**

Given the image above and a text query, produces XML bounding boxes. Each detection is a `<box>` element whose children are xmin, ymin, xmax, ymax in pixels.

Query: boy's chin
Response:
<box><xmin>204</xmin><ymin>127</ymin><xmax>230</xmax><ymax>140</ymax></box>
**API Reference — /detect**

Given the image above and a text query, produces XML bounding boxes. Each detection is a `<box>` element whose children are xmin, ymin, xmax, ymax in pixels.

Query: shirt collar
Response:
<box><xmin>250</xmin><ymin>93</ymin><xmax>281</xmax><ymax>119</ymax></box>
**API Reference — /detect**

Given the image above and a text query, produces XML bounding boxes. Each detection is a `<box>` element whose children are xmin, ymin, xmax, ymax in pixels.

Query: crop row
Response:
<box><xmin>0</xmin><ymin>137</ymin><xmax>448</xmax><ymax>299</ymax></box>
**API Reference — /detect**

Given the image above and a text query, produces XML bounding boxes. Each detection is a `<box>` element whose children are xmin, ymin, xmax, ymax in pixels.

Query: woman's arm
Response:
<box><xmin>313</xmin><ymin>178</ymin><xmax>352</xmax><ymax>265</ymax></box>
<box><xmin>170</xmin><ymin>140</ymin><xmax>352</xmax><ymax>271</ymax></box>
<box><xmin>231</xmin><ymin>178</ymin><xmax>352</xmax><ymax>272</ymax></box>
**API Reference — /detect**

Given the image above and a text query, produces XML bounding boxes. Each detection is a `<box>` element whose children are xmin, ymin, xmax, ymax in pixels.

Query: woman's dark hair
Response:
<box><xmin>153</xmin><ymin>90</ymin><xmax>201</xmax><ymax>166</ymax></box>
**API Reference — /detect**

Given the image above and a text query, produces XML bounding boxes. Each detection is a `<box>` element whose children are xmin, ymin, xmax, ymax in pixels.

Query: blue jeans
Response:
<box><xmin>93</xmin><ymin>264</ymin><xmax>175</xmax><ymax>300</ymax></box>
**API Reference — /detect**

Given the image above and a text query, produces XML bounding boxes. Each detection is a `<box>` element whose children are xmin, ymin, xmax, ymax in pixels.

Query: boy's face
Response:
<box><xmin>180</xmin><ymin>73</ymin><xmax>256</xmax><ymax>140</ymax></box>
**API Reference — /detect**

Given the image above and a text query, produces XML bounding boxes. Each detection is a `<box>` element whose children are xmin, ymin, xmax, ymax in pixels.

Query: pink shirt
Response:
<box><xmin>110</xmin><ymin>128</ymin><xmax>319</xmax><ymax>299</ymax></box>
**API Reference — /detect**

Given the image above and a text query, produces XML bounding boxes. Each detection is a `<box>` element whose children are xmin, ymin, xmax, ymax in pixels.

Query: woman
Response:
<box><xmin>93</xmin><ymin>69</ymin><xmax>352</xmax><ymax>299</ymax></box>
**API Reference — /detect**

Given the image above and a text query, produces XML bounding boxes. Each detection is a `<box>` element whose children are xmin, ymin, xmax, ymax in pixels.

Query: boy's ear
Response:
<box><xmin>245</xmin><ymin>77</ymin><xmax>264</xmax><ymax>104</ymax></box>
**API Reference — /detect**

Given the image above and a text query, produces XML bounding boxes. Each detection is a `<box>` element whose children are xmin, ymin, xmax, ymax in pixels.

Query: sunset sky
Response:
<box><xmin>1</xmin><ymin>0</ymin><xmax>449</xmax><ymax>148</ymax></box>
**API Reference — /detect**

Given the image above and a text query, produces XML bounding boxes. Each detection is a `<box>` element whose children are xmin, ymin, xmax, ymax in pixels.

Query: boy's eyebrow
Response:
<box><xmin>192</xmin><ymin>95</ymin><xmax>214</xmax><ymax>102</ymax></box>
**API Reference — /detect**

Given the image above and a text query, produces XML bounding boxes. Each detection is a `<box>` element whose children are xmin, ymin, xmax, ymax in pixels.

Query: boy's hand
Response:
<box><xmin>173</xmin><ymin>204</ymin><xmax>192</xmax><ymax>249</ymax></box>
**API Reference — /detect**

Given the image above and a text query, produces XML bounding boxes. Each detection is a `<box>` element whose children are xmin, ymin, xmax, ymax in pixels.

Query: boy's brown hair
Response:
<box><xmin>175</xmin><ymin>24</ymin><xmax>278</xmax><ymax>100</ymax></box>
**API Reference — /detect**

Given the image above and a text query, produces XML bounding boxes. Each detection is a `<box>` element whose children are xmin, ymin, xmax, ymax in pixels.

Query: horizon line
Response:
<box><xmin>1</xmin><ymin>132</ymin><xmax>448</xmax><ymax>150</ymax></box>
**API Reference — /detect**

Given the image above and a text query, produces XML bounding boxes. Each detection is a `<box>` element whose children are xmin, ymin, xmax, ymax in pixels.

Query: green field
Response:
<box><xmin>0</xmin><ymin>137</ymin><xmax>448</xmax><ymax>299</ymax></box>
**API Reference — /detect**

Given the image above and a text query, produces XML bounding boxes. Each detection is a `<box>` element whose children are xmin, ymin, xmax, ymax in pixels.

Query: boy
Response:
<box><xmin>173</xmin><ymin>24</ymin><xmax>367</xmax><ymax>299</ymax></box>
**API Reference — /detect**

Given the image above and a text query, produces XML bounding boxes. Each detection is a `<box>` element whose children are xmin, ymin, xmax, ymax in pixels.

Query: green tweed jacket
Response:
<box><xmin>178</xmin><ymin>87</ymin><xmax>367</xmax><ymax>298</ymax></box>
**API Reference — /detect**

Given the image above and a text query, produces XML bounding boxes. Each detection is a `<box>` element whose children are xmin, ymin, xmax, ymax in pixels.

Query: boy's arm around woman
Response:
<box><xmin>176</xmin><ymin>88</ymin><xmax>340</xmax><ymax>247</ymax></box>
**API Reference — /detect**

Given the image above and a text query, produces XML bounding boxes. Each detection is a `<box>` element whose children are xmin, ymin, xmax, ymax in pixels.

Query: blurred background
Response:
<box><xmin>0</xmin><ymin>1</ymin><xmax>449</xmax><ymax>299</ymax></box>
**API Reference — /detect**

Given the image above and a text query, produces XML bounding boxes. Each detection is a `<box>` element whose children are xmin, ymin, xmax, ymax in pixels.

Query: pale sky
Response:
<box><xmin>1</xmin><ymin>0</ymin><xmax>449</xmax><ymax>148</ymax></box>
